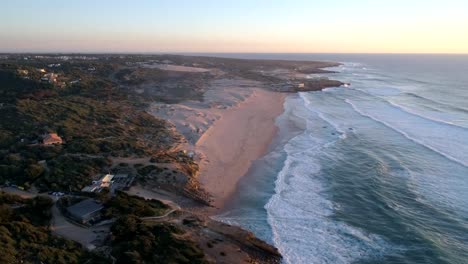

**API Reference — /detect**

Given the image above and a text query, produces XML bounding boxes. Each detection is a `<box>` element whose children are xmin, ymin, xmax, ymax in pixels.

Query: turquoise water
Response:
<box><xmin>214</xmin><ymin>54</ymin><xmax>468</xmax><ymax>264</ymax></box>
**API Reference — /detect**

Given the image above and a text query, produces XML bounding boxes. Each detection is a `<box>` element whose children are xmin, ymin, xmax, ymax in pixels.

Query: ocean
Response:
<box><xmin>212</xmin><ymin>54</ymin><xmax>468</xmax><ymax>264</ymax></box>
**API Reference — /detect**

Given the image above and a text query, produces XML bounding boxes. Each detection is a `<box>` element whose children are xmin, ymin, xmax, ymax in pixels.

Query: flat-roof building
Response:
<box><xmin>66</xmin><ymin>199</ymin><xmax>103</xmax><ymax>225</ymax></box>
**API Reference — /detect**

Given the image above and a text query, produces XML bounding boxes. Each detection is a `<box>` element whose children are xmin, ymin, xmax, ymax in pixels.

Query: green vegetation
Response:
<box><xmin>0</xmin><ymin>187</ymin><xmax>202</xmax><ymax>264</ymax></box>
<box><xmin>111</xmin><ymin>215</ymin><xmax>207</xmax><ymax>264</ymax></box>
<box><xmin>40</xmin><ymin>155</ymin><xmax>109</xmax><ymax>191</ymax></box>
<box><xmin>103</xmin><ymin>191</ymin><xmax>168</xmax><ymax>218</ymax></box>
<box><xmin>0</xmin><ymin>192</ymin><xmax>108</xmax><ymax>264</ymax></box>
<box><xmin>114</xmin><ymin>67</ymin><xmax>209</xmax><ymax>103</ymax></box>
<box><xmin>0</xmin><ymin>59</ymin><xmax>181</xmax><ymax>191</ymax></box>
<box><xmin>0</xmin><ymin>54</ymin><xmax>336</xmax><ymax>264</ymax></box>
<box><xmin>137</xmin><ymin>164</ymin><xmax>160</xmax><ymax>176</ymax></box>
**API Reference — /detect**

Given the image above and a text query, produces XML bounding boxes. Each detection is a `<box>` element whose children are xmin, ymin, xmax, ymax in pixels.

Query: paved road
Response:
<box><xmin>50</xmin><ymin>204</ymin><xmax>109</xmax><ymax>250</ymax></box>
<box><xmin>2</xmin><ymin>186</ymin><xmax>181</xmax><ymax>247</ymax></box>
<box><xmin>1</xmin><ymin>187</ymin><xmax>108</xmax><ymax>249</ymax></box>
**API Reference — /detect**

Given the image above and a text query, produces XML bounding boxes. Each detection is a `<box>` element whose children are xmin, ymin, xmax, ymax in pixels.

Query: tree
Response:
<box><xmin>25</xmin><ymin>163</ymin><xmax>45</xmax><ymax>180</ymax></box>
<box><xmin>0</xmin><ymin>226</ymin><xmax>17</xmax><ymax>263</ymax></box>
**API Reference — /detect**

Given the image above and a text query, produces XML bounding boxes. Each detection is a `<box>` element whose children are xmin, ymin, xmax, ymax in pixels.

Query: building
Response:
<box><xmin>82</xmin><ymin>174</ymin><xmax>114</xmax><ymax>193</ymax></box>
<box><xmin>41</xmin><ymin>73</ymin><xmax>58</xmax><ymax>83</ymax></box>
<box><xmin>17</xmin><ymin>69</ymin><xmax>29</xmax><ymax>75</ymax></box>
<box><xmin>93</xmin><ymin>174</ymin><xmax>114</xmax><ymax>187</ymax></box>
<box><xmin>111</xmin><ymin>173</ymin><xmax>135</xmax><ymax>192</ymax></box>
<box><xmin>66</xmin><ymin>199</ymin><xmax>103</xmax><ymax>225</ymax></box>
<box><xmin>42</xmin><ymin>133</ymin><xmax>63</xmax><ymax>145</ymax></box>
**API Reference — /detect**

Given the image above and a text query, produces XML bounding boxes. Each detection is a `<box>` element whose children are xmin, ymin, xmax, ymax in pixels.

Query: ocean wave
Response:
<box><xmin>386</xmin><ymin>100</ymin><xmax>468</xmax><ymax>129</ymax></box>
<box><xmin>402</xmin><ymin>92</ymin><xmax>468</xmax><ymax>114</ymax></box>
<box><xmin>299</xmin><ymin>92</ymin><xmax>347</xmax><ymax>137</ymax></box>
<box><xmin>265</xmin><ymin>131</ymin><xmax>392</xmax><ymax>264</ymax></box>
<box><xmin>345</xmin><ymin>99</ymin><xmax>468</xmax><ymax>168</ymax></box>
<box><xmin>264</xmin><ymin>97</ymin><xmax>395</xmax><ymax>263</ymax></box>
<box><xmin>350</xmin><ymin>87</ymin><xmax>468</xmax><ymax>128</ymax></box>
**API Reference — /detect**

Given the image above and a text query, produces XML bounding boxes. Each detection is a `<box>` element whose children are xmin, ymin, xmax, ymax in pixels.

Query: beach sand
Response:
<box><xmin>196</xmin><ymin>88</ymin><xmax>286</xmax><ymax>209</ymax></box>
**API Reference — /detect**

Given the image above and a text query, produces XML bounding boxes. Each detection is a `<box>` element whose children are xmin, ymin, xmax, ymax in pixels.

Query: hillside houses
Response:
<box><xmin>41</xmin><ymin>73</ymin><xmax>58</xmax><ymax>83</ymax></box>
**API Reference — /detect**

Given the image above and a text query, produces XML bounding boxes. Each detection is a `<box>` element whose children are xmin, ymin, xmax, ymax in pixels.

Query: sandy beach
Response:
<box><xmin>143</xmin><ymin>57</ymin><xmax>340</xmax><ymax>211</ymax></box>
<box><xmin>196</xmin><ymin>88</ymin><xmax>286</xmax><ymax>208</ymax></box>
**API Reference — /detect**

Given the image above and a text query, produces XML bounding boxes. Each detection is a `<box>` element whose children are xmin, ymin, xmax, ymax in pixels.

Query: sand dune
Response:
<box><xmin>149</xmin><ymin>75</ymin><xmax>286</xmax><ymax>208</ymax></box>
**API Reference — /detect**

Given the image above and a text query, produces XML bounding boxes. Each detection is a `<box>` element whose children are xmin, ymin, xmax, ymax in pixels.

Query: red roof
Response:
<box><xmin>43</xmin><ymin>133</ymin><xmax>62</xmax><ymax>145</ymax></box>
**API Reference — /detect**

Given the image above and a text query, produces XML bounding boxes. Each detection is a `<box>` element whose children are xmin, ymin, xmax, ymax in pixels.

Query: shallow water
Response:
<box><xmin>215</xmin><ymin>54</ymin><xmax>468</xmax><ymax>264</ymax></box>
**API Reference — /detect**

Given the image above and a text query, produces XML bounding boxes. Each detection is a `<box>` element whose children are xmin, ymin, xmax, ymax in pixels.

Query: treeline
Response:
<box><xmin>1</xmin><ymin>191</ymin><xmax>207</xmax><ymax>264</ymax></box>
<box><xmin>0</xmin><ymin>62</ymin><xmax>180</xmax><ymax>191</ymax></box>
<box><xmin>102</xmin><ymin>191</ymin><xmax>168</xmax><ymax>218</ymax></box>
<box><xmin>0</xmin><ymin>192</ymin><xmax>108</xmax><ymax>264</ymax></box>
<box><xmin>111</xmin><ymin>215</ymin><xmax>207</xmax><ymax>264</ymax></box>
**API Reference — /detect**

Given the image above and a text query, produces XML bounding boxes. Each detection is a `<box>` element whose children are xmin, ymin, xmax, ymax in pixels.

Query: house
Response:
<box><xmin>42</xmin><ymin>133</ymin><xmax>63</xmax><ymax>145</ymax></box>
<box><xmin>17</xmin><ymin>69</ymin><xmax>29</xmax><ymax>75</ymax></box>
<box><xmin>298</xmin><ymin>83</ymin><xmax>305</xmax><ymax>89</ymax></box>
<box><xmin>41</xmin><ymin>73</ymin><xmax>58</xmax><ymax>83</ymax></box>
<box><xmin>66</xmin><ymin>199</ymin><xmax>103</xmax><ymax>225</ymax></box>
<box><xmin>82</xmin><ymin>174</ymin><xmax>114</xmax><ymax>193</ymax></box>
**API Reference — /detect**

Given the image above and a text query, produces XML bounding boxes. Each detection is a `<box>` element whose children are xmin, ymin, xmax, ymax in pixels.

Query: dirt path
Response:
<box><xmin>1</xmin><ymin>187</ymin><xmax>109</xmax><ymax>249</ymax></box>
<box><xmin>50</xmin><ymin>204</ymin><xmax>110</xmax><ymax>249</ymax></box>
<box><xmin>126</xmin><ymin>184</ymin><xmax>184</xmax><ymax>209</ymax></box>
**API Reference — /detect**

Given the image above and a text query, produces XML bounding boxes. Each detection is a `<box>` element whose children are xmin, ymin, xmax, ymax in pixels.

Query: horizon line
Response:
<box><xmin>1</xmin><ymin>51</ymin><xmax>468</xmax><ymax>55</ymax></box>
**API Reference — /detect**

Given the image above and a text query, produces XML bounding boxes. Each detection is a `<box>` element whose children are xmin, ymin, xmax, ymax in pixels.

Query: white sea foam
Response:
<box><xmin>299</xmin><ymin>92</ymin><xmax>347</xmax><ymax>136</ymax></box>
<box><xmin>218</xmin><ymin>57</ymin><xmax>468</xmax><ymax>263</ymax></box>
<box><xmin>265</xmin><ymin>99</ymin><xmax>392</xmax><ymax>264</ymax></box>
<box><xmin>353</xmin><ymin>84</ymin><xmax>468</xmax><ymax>129</ymax></box>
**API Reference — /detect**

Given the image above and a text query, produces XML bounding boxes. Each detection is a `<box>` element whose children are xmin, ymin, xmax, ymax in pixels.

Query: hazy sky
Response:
<box><xmin>1</xmin><ymin>0</ymin><xmax>467</xmax><ymax>53</ymax></box>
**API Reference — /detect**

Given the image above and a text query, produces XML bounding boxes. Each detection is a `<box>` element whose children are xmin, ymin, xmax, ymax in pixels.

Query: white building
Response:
<box><xmin>82</xmin><ymin>174</ymin><xmax>114</xmax><ymax>192</ymax></box>
<box><xmin>41</xmin><ymin>73</ymin><xmax>58</xmax><ymax>83</ymax></box>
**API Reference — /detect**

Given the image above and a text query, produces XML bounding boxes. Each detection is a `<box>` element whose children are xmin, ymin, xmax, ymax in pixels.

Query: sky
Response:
<box><xmin>1</xmin><ymin>0</ymin><xmax>467</xmax><ymax>53</ymax></box>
